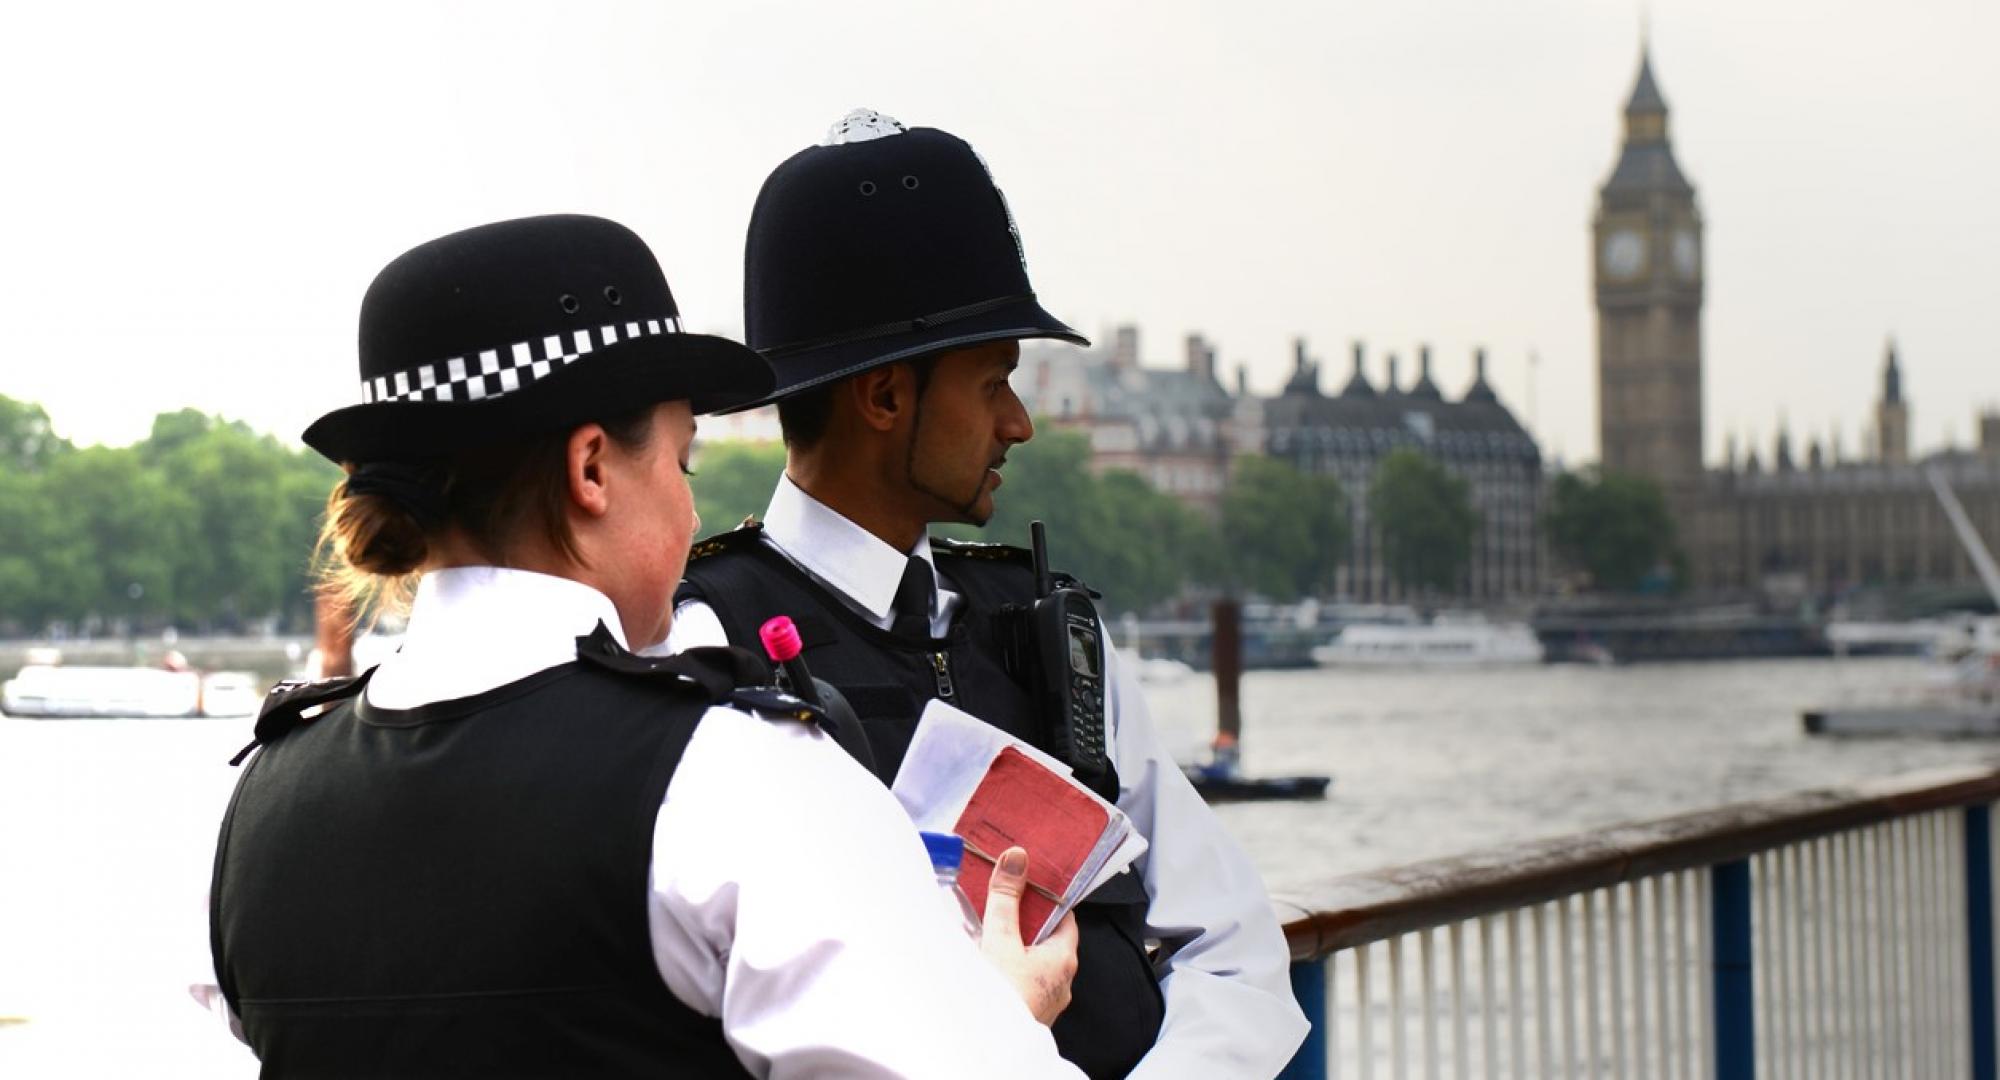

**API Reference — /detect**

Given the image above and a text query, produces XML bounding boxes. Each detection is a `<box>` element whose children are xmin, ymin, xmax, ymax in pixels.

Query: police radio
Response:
<box><xmin>1024</xmin><ymin>520</ymin><xmax>1110</xmax><ymax>780</ymax></box>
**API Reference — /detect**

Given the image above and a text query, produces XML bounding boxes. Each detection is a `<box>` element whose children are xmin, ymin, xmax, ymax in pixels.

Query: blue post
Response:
<box><xmin>1277</xmin><ymin>957</ymin><xmax>1328</xmax><ymax>1080</ymax></box>
<box><xmin>1713</xmin><ymin>859</ymin><xmax>1755</xmax><ymax>1080</ymax></box>
<box><xmin>1969</xmin><ymin>804</ymin><xmax>1996</xmax><ymax>1080</ymax></box>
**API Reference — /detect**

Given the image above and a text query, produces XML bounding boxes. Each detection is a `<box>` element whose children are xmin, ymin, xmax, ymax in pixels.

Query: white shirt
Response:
<box><xmin>670</xmin><ymin>477</ymin><xmax>1311</xmax><ymax>1079</ymax></box>
<box><xmin>196</xmin><ymin>566</ymin><xmax>1081</xmax><ymax>1079</ymax></box>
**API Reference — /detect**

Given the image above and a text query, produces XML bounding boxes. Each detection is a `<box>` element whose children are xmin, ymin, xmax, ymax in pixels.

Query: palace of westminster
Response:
<box><xmin>1018</xmin><ymin>47</ymin><xmax>2000</xmax><ymax>604</ymax></box>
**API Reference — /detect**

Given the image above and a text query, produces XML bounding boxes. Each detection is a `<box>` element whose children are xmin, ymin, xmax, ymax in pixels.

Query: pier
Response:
<box><xmin>1274</xmin><ymin>764</ymin><xmax>2000</xmax><ymax>1078</ymax></box>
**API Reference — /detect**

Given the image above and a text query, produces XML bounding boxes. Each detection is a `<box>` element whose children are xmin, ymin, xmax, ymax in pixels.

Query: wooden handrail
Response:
<box><xmin>1274</xmin><ymin>762</ymin><xmax>2000</xmax><ymax>962</ymax></box>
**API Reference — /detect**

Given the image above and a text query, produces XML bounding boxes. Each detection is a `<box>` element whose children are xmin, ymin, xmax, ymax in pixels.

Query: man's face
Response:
<box><xmin>904</xmin><ymin>340</ymin><xmax>1033</xmax><ymax>526</ymax></box>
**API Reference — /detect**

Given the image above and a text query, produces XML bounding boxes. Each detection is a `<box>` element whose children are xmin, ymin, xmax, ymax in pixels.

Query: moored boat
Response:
<box><xmin>1311</xmin><ymin>615</ymin><xmax>1545</xmax><ymax>667</ymax></box>
<box><xmin>0</xmin><ymin>664</ymin><xmax>264</xmax><ymax>719</ymax></box>
<box><xmin>1803</xmin><ymin>469</ymin><xmax>2000</xmax><ymax>737</ymax></box>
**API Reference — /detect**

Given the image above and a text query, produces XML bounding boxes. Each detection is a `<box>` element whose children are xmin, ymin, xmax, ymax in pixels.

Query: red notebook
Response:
<box><xmin>952</xmin><ymin>746</ymin><xmax>1113</xmax><ymax>945</ymax></box>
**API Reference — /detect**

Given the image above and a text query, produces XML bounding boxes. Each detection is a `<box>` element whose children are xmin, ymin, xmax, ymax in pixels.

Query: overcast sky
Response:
<box><xmin>3</xmin><ymin>0</ymin><xmax>1994</xmax><ymax>467</ymax></box>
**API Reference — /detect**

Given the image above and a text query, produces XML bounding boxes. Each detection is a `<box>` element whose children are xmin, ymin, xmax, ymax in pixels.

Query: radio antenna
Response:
<box><xmin>1030</xmin><ymin>520</ymin><xmax>1053</xmax><ymax>597</ymax></box>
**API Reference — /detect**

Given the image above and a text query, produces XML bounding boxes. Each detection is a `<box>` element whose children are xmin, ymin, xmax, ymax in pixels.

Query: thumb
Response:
<box><xmin>980</xmin><ymin>846</ymin><xmax>1029</xmax><ymax>950</ymax></box>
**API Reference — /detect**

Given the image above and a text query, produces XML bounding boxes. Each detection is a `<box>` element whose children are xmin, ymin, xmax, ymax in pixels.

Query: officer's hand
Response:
<box><xmin>979</xmin><ymin>846</ymin><xmax>1079</xmax><ymax>1026</ymax></box>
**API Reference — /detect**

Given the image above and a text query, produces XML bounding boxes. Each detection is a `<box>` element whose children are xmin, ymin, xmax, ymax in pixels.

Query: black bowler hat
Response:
<box><xmin>739</xmin><ymin>110</ymin><xmax>1088</xmax><ymax>407</ymax></box>
<box><xmin>303</xmin><ymin>214</ymin><xmax>773</xmax><ymax>463</ymax></box>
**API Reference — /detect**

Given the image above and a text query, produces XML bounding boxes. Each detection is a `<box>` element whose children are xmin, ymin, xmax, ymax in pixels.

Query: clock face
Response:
<box><xmin>1673</xmin><ymin>228</ymin><xmax>1699</xmax><ymax>280</ymax></box>
<box><xmin>1603</xmin><ymin>229</ymin><xmax>1645</xmax><ymax>280</ymax></box>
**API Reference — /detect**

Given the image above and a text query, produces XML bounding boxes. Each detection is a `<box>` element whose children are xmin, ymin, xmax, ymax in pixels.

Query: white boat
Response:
<box><xmin>1805</xmin><ymin>469</ymin><xmax>2000</xmax><ymax>736</ymax></box>
<box><xmin>1826</xmin><ymin>615</ymin><xmax>1981</xmax><ymax>657</ymax></box>
<box><xmin>1311</xmin><ymin>615</ymin><xmax>1545</xmax><ymax>667</ymax></box>
<box><xmin>198</xmin><ymin>671</ymin><xmax>266</xmax><ymax>717</ymax></box>
<box><xmin>0</xmin><ymin>664</ymin><xmax>265</xmax><ymax>719</ymax></box>
<box><xmin>2</xmin><ymin>665</ymin><xmax>202</xmax><ymax>718</ymax></box>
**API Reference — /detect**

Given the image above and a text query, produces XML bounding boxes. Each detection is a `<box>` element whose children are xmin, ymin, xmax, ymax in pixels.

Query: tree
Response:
<box><xmin>1217</xmin><ymin>455</ymin><xmax>1350</xmax><ymax>599</ymax></box>
<box><xmin>143</xmin><ymin>408</ymin><xmax>234</xmax><ymax>457</ymax></box>
<box><xmin>954</xmin><ymin>429</ymin><xmax>1212</xmax><ymax>613</ymax></box>
<box><xmin>151</xmin><ymin>422</ymin><xmax>325</xmax><ymax>627</ymax></box>
<box><xmin>691</xmin><ymin>441</ymin><xmax>788</xmax><ymax>540</ymax></box>
<box><xmin>44</xmin><ymin>446</ymin><xmax>194</xmax><ymax>622</ymax></box>
<box><xmin>274</xmin><ymin>449</ymin><xmax>346</xmax><ymax>628</ymax></box>
<box><xmin>0</xmin><ymin>395</ymin><xmax>71</xmax><ymax>473</ymax></box>
<box><xmin>0</xmin><ymin>470</ymin><xmax>78</xmax><ymax>629</ymax></box>
<box><xmin>1368</xmin><ymin>448</ymin><xmax>1478</xmax><ymax>594</ymax></box>
<box><xmin>1544</xmin><ymin>468</ymin><xmax>1677</xmax><ymax>592</ymax></box>
<box><xmin>0</xmin><ymin>399</ymin><xmax>341</xmax><ymax>632</ymax></box>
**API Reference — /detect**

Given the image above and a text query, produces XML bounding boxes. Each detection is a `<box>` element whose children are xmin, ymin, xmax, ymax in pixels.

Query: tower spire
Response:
<box><xmin>1882</xmin><ymin>335</ymin><xmax>1903</xmax><ymax>404</ymax></box>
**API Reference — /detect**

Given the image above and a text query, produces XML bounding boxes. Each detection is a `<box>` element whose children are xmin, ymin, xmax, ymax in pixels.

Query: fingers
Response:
<box><xmin>974</xmin><ymin>847</ymin><xmax>1078</xmax><ymax>1026</ymax></box>
<box><xmin>980</xmin><ymin>846</ymin><xmax>1028</xmax><ymax>953</ymax></box>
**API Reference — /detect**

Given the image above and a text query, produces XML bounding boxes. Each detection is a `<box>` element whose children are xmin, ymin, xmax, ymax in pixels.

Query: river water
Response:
<box><xmin>1</xmin><ymin>656</ymin><xmax>1993</xmax><ymax>1076</ymax></box>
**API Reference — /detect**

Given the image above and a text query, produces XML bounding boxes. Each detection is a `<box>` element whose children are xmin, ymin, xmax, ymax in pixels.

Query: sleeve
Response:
<box><xmin>648</xmin><ymin>705</ymin><xmax>1087</xmax><ymax>1079</ymax></box>
<box><xmin>1102</xmin><ymin>645</ymin><xmax>1312</xmax><ymax>1079</ymax></box>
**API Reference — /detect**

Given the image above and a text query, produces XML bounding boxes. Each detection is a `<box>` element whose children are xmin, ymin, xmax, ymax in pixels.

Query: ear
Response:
<box><xmin>567</xmin><ymin>423</ymin><xmax>614</xmax><ymax>517</ymax></box>
<box><xmin>846</xmin><ymin>363</ymin><xmax>917</xmax><ymax>434</ymax></box>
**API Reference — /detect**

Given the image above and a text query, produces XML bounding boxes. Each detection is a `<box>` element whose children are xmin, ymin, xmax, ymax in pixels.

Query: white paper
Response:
<box><xmin>891</xmin><ymin>699</ymin><xmax>1148</xmax><ymax>941</ymax></box>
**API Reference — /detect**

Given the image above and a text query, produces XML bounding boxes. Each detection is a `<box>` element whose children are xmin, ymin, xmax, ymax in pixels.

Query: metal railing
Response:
<box><xmin>1274</xmin><ymin>765</ymin><xmax>2000</xmax><ymax>1079</ymax></box>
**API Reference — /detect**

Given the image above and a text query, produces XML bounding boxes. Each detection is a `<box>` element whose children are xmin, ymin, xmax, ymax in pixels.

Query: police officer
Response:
<box><xmin>201</xmin><ymin>214</ymin><xmax>1087</xmax><ymax>1077</ymax></box>
<box><xmin>670</xmin><ymin>114</ymin><xmax>1309</xmax><ymax>1077</ymax></box>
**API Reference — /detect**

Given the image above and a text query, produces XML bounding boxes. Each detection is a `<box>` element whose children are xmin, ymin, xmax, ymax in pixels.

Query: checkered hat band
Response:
<box><xmin>360</xmin><ymin>316</ymin><xmax>685</xmax><ymax>405</ymax></box>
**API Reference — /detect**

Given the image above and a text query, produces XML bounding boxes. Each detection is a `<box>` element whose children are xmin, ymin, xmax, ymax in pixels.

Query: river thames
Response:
<box><xmin>2</xmin><ymin>655</ymin><xmax>1994</xmax><ymax>1076</ymax></box>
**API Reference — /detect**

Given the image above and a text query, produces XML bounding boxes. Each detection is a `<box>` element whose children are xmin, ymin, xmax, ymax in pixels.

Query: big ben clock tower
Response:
<box><xmin>1595</xmin><ymin>48</ymin><xmax>1704</xmax><ymax>495</ymax></box>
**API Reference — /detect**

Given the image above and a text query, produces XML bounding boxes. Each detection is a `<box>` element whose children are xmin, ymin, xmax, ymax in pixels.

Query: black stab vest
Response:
<box><xmin>677</xmin><ymin>527</ymin><xmax>1165</xmax><ymax>1079</ymax></box>
<box><xmin>210</xmin><ymin>663</ymin><xmax>751</xmax><ymax>1079</ymax></box>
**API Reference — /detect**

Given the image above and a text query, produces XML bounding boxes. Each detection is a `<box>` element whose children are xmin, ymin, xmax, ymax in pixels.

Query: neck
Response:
<box><xmin>786</xmin><ymin>456</ymin><xmax>926</xmax><ymax>553</ymax></box>
<box><xmin>429</xmin><ymin>530</ymin><xmax>651</xmax><ymax>645</ymax></box>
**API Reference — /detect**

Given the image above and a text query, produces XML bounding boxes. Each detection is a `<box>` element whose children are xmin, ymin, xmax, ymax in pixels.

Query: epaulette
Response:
<box><xmin>686</xmin><ymin>518</ymin><xmax>763</xmax><ymax>562</ymax></box>
<box><xmin>929</xmin><ymin>534</ymin><xmax>1030</xmax><ymax>564</ymax></box>
<box><xmin>930</xmin><ymin>535</ymin><xmax>1100</xmax><ymax>597</ymax></box>
<box><xmin>573</xmin><ymin>620</ymin><xmax>829</xmax><ymax>729</ymax></box>
<box><xmin>228</xmin><ymin>671</ymin><xmax>373</xmax><ymax>766</ymax></box>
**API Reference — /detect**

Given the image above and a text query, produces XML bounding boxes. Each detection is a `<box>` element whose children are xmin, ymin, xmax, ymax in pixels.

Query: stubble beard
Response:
<box><xmin>905</xmin><ymin>400</ymin><xmax>994</xmax><ymax>527</ymax></box>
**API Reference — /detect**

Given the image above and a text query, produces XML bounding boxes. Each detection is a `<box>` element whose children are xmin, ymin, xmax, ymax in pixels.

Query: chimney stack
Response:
<box><xmin>1185</xmin><ymin>333</ymin><xmax>1216</xmax><ymax>383</ymax></box>
<box><xmin>1112</xmin><ymin>325</ymin><xmax>1139</xmax><ymax>370</ymax></box>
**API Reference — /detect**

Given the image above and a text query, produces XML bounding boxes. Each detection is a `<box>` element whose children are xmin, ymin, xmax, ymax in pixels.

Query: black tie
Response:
<box><xmin>892</xmin><ymin>556</ymin><xmax>936</xmax><ymax>639</ymax></box>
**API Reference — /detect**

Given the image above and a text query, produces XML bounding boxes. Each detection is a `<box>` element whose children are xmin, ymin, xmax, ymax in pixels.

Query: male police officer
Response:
<box><xmin>669</xmin><ymin>112</ymin><xmax>1307</xmax><ymax>1078</ymax></box>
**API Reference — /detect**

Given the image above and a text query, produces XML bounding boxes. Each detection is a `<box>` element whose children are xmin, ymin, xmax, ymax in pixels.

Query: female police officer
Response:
<box><xmin>199</xmin><ymin>214</ymin><xmax>1081</xmax><ymax>1077</ymax></box>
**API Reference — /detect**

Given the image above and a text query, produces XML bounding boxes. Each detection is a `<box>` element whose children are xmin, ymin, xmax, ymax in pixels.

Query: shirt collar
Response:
<box><xmin>762</xmin><ymin>473</ymin><xmax>936</xmax><ymax>625</ymax></box>
<box><xmin>366</xmin><ymin>566</ymin><xmax>628</xmax><ymax>709</ymax></box>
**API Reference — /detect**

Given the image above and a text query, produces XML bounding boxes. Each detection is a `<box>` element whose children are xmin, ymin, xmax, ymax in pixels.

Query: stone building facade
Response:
<box><xmin>1683</xmin><ymin>347</ymin><xmax>2000</xmax><ymax>597</ymax></box>
<box><xmin>1593</xmin><ymin>51</ymin><xmax>2000</xmax><ymax>599</ymax></box>
<box><xmin>1260</xmin><ymin>342</ymin><xmax>1544</xmax><ymax>602</ymax></box>
<box><xmin>1017</xmin><ymin>330</ymin><xmax>1546</xmax><ymax>602</ymax></box>
<box><xmin>1015</xmin><ymin>326</ymin><xmax>1244</xmax><ymax>516</ymax></box>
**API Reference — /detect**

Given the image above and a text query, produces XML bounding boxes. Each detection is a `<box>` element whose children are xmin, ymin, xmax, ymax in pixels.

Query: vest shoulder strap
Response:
<box><xmin>573</xmin><ymin>621</ymin><xmax>829</xmax><ymax>730</ymax></box>
<box><xmin>229</xmin><ymin>671</ymin><xmax>372</xmax><ymax>766</ymax></box>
